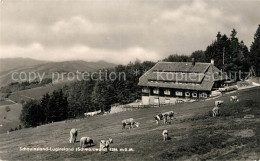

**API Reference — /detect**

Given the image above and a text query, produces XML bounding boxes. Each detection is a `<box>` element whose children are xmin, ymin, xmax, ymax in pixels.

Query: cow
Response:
<box><xmin>99</xmin><ymin>138</ymin><xmax>113</xmax><ymax>153</ymax></box>
<box><xmin>155</xmin><ymin>111</ymin><xmax>174</xmax><ymax>125</ymax></box>
<box><xmin>80</xmin><ymin>137</ymin><xmax>94</xmax><ymax>148</ymax></box>
<box><xmin>230</xmin><ymin>96</ymin><xmax>239</xmax><ymax>103</ymax></box>
<box><xmin>69</xmin><ymin>128</ymin><xmax>78</xmax><ymax>143</ymax></box>
<box><xmin>162</xmin><ymin>130</ymin><xmax>168</xmax><ymax>141</ymax></box>
<box><xmin>84</xmin><ymin>110</ymin><xmax>102</xmax><ymax>117</ymax></box>
<box><xmin>122</xmin><ymin>118</ymin><xmax>139</xmax><ymax>129</ymax></box>
<box><xmin>215</xmin><ymin>100</ymin><xmax>224</xmax><ymax>107</ymax></box>
<box><xmin>154</xmin><ymin>114</ymin><xmax>164</xmax><ymax>125</ymax></box>
<box><xmin>162</xmin><ymin>111</ymin><xmax>174</xmax><ymax>120</ymax></box>
<box><xmin>212</xmin><ymin>106</ymin><xmax>219</xmax><ymax>117</ymax></box>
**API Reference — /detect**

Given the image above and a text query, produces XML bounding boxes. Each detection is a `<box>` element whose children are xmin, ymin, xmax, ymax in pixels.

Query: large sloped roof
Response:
<box><xmin>138</xmin><ymin>61</ymin><xmax>228</xmax><ymax>91</ymax></box>
<box><xmin>150</xmin><ymin>62</ymin><xmax>210</xmax><ymax>73</ymax></box>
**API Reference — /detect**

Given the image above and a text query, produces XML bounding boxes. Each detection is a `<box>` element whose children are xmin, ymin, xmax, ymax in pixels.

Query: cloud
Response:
<box><xmin>0</xmin><ymin>0</ymin><xmax>259</xmax><ymax>62</ymax></box>
<box><xmin>0</xmin><ymin>44</ymin><xmax>160</xmax><ymax>64</ymax></box>
<box><xmin>50</xmin><ymin>16</ymin><xmax>107</xmax><ymax>35</ymax></box>
<box><xmin>154</xmin><ymin>0</ymin><xmax>241</xmax><ymax>33</ymax></box>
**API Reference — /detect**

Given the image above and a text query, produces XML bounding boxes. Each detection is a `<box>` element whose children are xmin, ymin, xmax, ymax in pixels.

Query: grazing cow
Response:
<box><xmin>122</xmin><ymin>118</ymin><xmax>139</xmax><ymax>129</ymax></box>
<box><xmin>230</xmin><ymin>96</ymin><xmax>239</xmax><ymax>103</ymax></box>
<box><xmin>84</xmin><ymin>110</ymin><xmax>102</xmax><ymax>117</ymax></box>
<box><xmin>155</xmin><ymin>111</ymin><xmax>174</xmax><ymax>125</ymax></box>
<box><xmin>99</xmin><ymin>138</ymin><xmax>113</xmax><ymax>153</ymax></box>
<box><xmin>212</xmin><ymin>106</ymin><xmax>219</xmax><ymax>117</ymax></box>
<box><xmin>162</xmin><ymin>111</ymin><xmax>174</xmax><ymax>120</ymax></box>
<box><xmin>154</xmin><ymin>114</ymin><xmax>164</xmax><ymax>125</ymax></box>
<box><xmin>69</xmin><ymin>128</ymin><xmax>78</xmax><ymax>143</ymax></box>
<box><xmin>80</xmin><ymin>137</ymin><xmax>94</xmax><ymax>148</ymax></box>
<box><xmin>215</xmin><ymin>100</ymin><xmax>224</xmax><ymax>107</ymax></box>
<box><xmin>162</xmin><ymin>130</ymin><xmax>168</xmax><ymax>141</ymax></box>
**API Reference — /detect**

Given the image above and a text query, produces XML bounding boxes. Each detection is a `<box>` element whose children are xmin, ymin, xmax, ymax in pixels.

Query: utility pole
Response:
<box><xmin>223</xmin><ymin>47</ymin><xmax>225</xmax><ymax>65</ymax></box>
<box><xmin>157</xmin><ymin>86</ymin><xmax>160</xmax><ymax>107</ymax></box>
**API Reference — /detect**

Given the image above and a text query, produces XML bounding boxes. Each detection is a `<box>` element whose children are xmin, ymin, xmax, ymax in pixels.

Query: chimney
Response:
<box><xmin>210</xmin><ymin>59</ymin><xmax>214</xmax><ymax>66</ymax></box>
<box><xmin>192</xmin><ymin>58</ymin><xmax>195</xmax><ymax>66</ymax></box>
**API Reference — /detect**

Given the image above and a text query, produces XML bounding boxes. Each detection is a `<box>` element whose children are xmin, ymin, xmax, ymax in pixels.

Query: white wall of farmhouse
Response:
<box><xmin>142</xmin><ymin>95</ymin><xmax>178</xmax><ymax>105</ymax></box>
<box><xmin>141</xmin><ymin>96</ymin><xmax>150</xmax><ymax>105</ymax></box>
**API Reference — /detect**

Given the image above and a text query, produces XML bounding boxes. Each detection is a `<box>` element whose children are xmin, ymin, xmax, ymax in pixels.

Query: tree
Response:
<box><xmin>249</xmin><ymin>24</ymin><xmax>260</xmax><ymax>76</ymax></box>
<box><xmin>163</xmin><ymin>54</ymin><xmax>190</xmax><ymax>62</ymax></box>
<box><xmin>204</xmin><ymin>30</ymin><xmax>250</xmax><ymax>79</ymax></box>
<box><xmin>41</xmin><ymin>93</ymin><xmax>50</xmax><ymax>123</ymax></box>
<box><xmin>190</xmin><ymin>50</ymin><xmax>206</xmax><ymax>62</ymax></box>
<box><xmin>19</xmin><ymin>99</ymin><xmax>42</xmax><ymax>127</ymax></box>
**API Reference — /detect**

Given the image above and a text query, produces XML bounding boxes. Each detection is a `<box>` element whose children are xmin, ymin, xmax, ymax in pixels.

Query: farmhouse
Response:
<box><xmin>138</xmin><ymin>59</ymin><xmax>228</xmax><ymax>105</ymax></box>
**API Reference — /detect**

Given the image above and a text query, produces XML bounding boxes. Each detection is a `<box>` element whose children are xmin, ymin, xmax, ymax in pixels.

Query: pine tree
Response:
<box><xmin>250</xmin><ymin>24</ymin><xmax>260</xmax><ymax>76</ymax></box>
<box><xmin>41</xmin><ymin>93</ymin><xmax>50</xmax><ymax>123</ymax></box>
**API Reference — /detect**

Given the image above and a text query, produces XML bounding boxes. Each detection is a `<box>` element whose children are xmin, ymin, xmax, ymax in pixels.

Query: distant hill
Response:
<box><xmin>0</xmin><ymin>58</ymin><xmax>117</xmax><ymax>87</ymax></box>
<box><xmin>0</xmin><ymin>58</ymin><xmax>48</xmax><ymax>73</ymax></box>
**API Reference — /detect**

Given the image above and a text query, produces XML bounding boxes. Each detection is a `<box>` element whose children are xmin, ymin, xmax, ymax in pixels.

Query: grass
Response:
<box><xmin>0</xmin><ymin>103</ymin><xmax>23</xmax><ymax>134</ymax></box>
<box><xmin>8</xmin><ymin>81</ymin><xmax>69</xmax><ymax>103</ymax></box>
<box><xmin>0</xmin><ymin>87</ymin><xmax>259</xmax><ymax>160</ymax></box>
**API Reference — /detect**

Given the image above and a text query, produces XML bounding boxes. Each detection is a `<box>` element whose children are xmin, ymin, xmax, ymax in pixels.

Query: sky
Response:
<box><xmin>0</xmin><ymin>0</ymin><xmax>259</xmax><ymax>64</ymax></box>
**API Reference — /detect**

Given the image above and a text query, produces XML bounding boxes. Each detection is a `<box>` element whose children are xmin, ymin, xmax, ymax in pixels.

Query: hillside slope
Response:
<box><xmin>0</xmin><ymin>87</ymin><xmax>259</xmax><ymax>160</ymax></box>
<box><xmin>8</xmin><ymin>81</ymin><xmax>70</xmax><ymax>103</ymax></box>
<box><xmin>0</xmin><ymin>58</ymin><xmax>48</xmax><ymax>73</ymax></box>
<box><xmin>0</xmin><ymin>103</ymin><xmax>22</xmax><ymax>134</ymax></box>
<box><xmin>0</xmin><ymin>60</ymin><xmax>116</xmax><ymax>87</ymax></box>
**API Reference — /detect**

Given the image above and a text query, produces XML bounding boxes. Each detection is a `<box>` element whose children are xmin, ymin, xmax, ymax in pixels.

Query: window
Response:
<box><xmin>153</xmin><ymin>89</ymin><xmax>159</xmax><ymax>94</ymax></box>
<box><xmin>164</xmin><ymin>89</ymin><xmax>171</xmax><ymax>95</ymax></box>
<box><xmin>201</xmin><ymin>92</ymin><xmax>207</xmax><ymax>98</ymax></box>
<box><xmin>185</xmin><ymin>91</ymin><xmax>190</xmax><ymax>97</ymax></box>
<box><xmin>142</xmin><ymin>88</ymin><xmax>149</xmax><ymax>93</ymax></box>
<box><xmin>192</xmin><ymin>92</ymin><xmax>197</xmax><ymax>98</ymax></box>
<box><xmin>176</xmin><ymin>91</ymin><xmax>183</xmax><ymax>96</ymax></box>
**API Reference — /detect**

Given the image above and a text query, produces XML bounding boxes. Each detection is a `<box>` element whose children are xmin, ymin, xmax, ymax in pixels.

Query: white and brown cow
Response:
<box><xmin>230</xmin><ymin>96</ymin><xmax>239</xmax><ymax>103</ymax></box>
<box><xmin>162</xmin><ymin>130</ymin><xmax>168</xmax><ymax>141</ymax></box>
<box><xmin>215</xmin><ymin>100</ymin><xmax>224</xmax><ymax>107</ymax></box>
<box><xmin>212</xmin><ymin>106</ymin><xmax>219</xmax><ymax>117</ymax></box>
<box><xmin>99</xmin><ymin>138</ymin><xmax>113</xmax><ymax>153</ymax></box>
<box><xmin>154</xmin><ymin>114</ymin><xmax>164</xmax><ymax>125</ymax></box>
<box><xmin>163</xmin><ymin>111</ymin><xmax>174</xmax><ymax>120</ymax></box>
<box><xmin>122</xmin><ymin>118</ymin><xmax>139</xmax><ymax>129</ymax></box>
<box><xmin>155</xmin><ymin>111</ymin><xmax>174</xmax><ymax>125</ymax></box>
<box><xmin>69</xmin><ymin>128</ymin><xmax>78</xmax><ymax>143</ymax></box>
<box><xmin>80</xmin><ymin>137</ymin><xmax>94</xmax><ymax>148</ymax></box>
